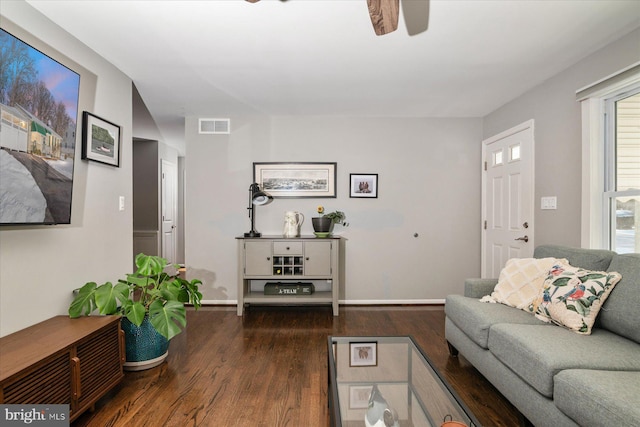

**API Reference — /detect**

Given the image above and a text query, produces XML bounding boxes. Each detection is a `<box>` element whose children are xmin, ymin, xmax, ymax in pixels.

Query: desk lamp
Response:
<box><xmin>244</xmin><ymin>183</ymin><xmax>273</xmax><ymax>237</ymax></box>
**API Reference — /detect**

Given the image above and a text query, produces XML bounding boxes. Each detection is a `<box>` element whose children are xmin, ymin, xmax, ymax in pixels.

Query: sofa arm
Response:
<box><xmin>464</xmin><ymin>278</ymin><xmax>498</xmax><ymax>298</ymax></box>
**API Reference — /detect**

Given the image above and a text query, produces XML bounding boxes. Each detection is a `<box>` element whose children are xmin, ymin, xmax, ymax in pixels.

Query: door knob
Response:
<box><xmin>515</xmin><ymin>235</ymin><xmax>529</xmax><ymax>243</ymax></box>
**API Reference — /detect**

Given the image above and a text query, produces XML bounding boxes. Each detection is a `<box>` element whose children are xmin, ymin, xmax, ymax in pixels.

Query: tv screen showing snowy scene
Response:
<box><xmin>0</xmin><ymin>28</ymin><xmax>80</xmax><ymax>225</ymax></box>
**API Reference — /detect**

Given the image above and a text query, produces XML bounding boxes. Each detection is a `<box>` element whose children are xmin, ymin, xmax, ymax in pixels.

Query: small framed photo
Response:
<box><xmin>350</xmin><ymin>174</ymin><xmax>378</xmax><ymax>198</ymax></box>
<box><xmin>349</xmin><ymin>385</ymin><xmax>373</xmax><ymax>409</ymax></box>
<box><xmin>82</xmin><ymin>111</ymin><xmax>121</xmax><ymax>167</ymax></box>
<box><xmin>350</xmin><ymin>342</ymin><xmax>377</xmax><ymax>367</ymax></box>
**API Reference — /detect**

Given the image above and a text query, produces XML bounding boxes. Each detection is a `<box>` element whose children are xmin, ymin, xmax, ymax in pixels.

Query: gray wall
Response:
<box><xmin>0</xmin><ymin>2</ymin><xmax>133</xmax><ymax>336</ymax></box>
<box><xmin>185</xmin><ymin>116</ymin><xmax>483</xmax><ymax>304</ymax></box>
<box><xmin>483</xmin><ymin>28</ymin><xmax>640</xmax><ymax>248</ymax></box>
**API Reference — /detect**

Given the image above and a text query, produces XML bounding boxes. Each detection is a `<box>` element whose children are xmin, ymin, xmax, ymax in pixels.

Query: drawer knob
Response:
<box><xmin>267</xmin><ymin>257</ymin><xmax>271</xmax><ymax>261</ymax></box>
<box><xmin>306</xmin><ymin>257</ymin><xmax>310</xmax><ymax>261</ymax></box>
<box><xmin>286</xmin><ymin>246</ymin><xmax>290</xmax><ymax>250</ymax></box>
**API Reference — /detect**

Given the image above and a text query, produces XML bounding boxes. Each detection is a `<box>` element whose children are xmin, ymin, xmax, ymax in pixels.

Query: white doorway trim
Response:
<box><xmin>481</xmin><ymin>119</ymin><xmax>535</xmax><ymax>278</ymax></box>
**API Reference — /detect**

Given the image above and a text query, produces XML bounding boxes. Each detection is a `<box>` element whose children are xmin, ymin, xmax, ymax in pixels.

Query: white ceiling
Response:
<box><xmin>25</xmin><ymin>0</ymin><xmax>640</xmax><ymax>150</ymax></box>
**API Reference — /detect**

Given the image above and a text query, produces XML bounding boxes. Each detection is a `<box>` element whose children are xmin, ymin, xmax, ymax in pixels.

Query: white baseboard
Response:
<box><xmin>341</xmin><ymin>299</ymin><xmax>445</xmax><ymax>305</ymax></box>
<box><xmin>200</xmin><ymin>299</ymin><xmax>445</xmax><ymax>306</ymax></box>
<box><xmin>200</xmin><ymin>300</ymin><xmax>236</xmax><ymax>306</ymax></box>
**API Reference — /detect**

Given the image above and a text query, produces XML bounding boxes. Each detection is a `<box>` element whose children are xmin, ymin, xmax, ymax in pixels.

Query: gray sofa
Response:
<box><xmin>445</xmin><ymin>245</ymin><xmax>640</xmax><ymax>426</ymax></box>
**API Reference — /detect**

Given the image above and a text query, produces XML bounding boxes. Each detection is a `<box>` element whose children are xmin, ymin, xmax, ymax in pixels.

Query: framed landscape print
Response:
<box><xmin>82</xmin><ymin>111</ymin><xmax>121</xmax><ymax>167</ymax></box>
<box><xmin>350</xmin><ymin>173</ymin><xmax>378</xmax><ymax>198</ymax></box>
<box><xmin>253</xmin><ymin>162</ymin><xmax>336</xmax><ymax>198</ymax></box>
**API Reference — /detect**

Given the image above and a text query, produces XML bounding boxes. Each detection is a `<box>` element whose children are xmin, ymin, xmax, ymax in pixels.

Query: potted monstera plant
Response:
<box><xmin>312</xmin><ymin>206</ymin><xmax>348</xmax><ymax>236</ymax></box>
<box><xmin>69</xmin><ymin>253</ymin><xmax>202</xmax><ymax>370</ymax></box>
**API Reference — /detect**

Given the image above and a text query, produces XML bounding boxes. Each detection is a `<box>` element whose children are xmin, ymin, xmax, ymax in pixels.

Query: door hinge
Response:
<box><xmin>484</xmin><ymin>161</ymin><xmax>487</xmax><ymax>171</ymax></box>
<box><xmin>484</xmin><ymin>220</ymin><xmax>487</xmax><ymax>230</ymax></box>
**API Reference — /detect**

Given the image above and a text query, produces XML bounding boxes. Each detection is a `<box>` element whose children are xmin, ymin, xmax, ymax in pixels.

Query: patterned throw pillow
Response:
<box><xmin>481</xmin><ymin>257</ymin><xmax>568</xmax><ymax>311</ymax></box>
<box><xmin>533</xmin><ymin>263</ymin><xmax>622</xmax><ymax>335</ymax></box>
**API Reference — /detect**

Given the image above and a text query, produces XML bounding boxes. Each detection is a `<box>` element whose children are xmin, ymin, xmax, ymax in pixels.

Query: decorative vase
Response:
<box><xmin>120</xmin><ymin>316</ymin><xmax>169</xmax><ymax>371</ymax></box>
<box><xmin>312</xmin><ymin>217</ymin><xmax>334</xmax><ymax>234</ymax></box>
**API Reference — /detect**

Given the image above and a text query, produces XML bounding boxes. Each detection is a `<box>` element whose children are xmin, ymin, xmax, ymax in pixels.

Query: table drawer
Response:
<box><xmin>273</xmin><ymin>242</ymin><xmax>303</xmax><ymax>255</ymax></box>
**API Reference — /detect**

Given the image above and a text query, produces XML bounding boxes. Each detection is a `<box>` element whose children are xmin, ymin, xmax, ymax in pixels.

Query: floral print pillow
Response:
<box><xmin>533</xmin><ymin>263</ymin><xmax>622</xmax><ymax>335</ymax></box>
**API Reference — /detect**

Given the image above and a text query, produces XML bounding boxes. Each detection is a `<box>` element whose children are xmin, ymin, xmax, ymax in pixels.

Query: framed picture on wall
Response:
<box><xmin>82</xmin><ymin>111</ymin><xmax>121</xmax><ymax>167</ymax></box>
<box><xmin>350</xmin><ymin>173</ymin><xmax>378</xmax><ymax>198</ymax></box>
<box><xmin>253</xmin><ymin>162</ymin><xmax>337</xmax><ymax>198</ymax></box>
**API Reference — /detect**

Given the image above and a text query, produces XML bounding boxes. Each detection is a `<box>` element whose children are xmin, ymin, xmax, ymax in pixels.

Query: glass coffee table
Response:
<box><xmin>328</xmin><ymin>336</ymin><xmax>480</xmax><ymax>427</ymax></box>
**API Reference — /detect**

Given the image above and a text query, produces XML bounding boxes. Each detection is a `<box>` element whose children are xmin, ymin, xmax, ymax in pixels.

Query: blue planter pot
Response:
<box><xmin>120</xmin><ymin>316</ymin><xmax>169</xmax><ymax>371</ymax></box>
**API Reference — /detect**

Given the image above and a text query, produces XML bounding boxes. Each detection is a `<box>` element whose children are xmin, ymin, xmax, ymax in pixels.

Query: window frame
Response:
<box><xmin>579</xmin><ymin>66</ymin><xmax>640</xmax><ymax>250</ymax></box>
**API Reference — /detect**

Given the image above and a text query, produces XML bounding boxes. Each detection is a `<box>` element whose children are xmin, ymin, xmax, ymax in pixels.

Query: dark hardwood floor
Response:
<box><xmin>72</xmin><ymin>305</ymin><xmax>520</xmax><ymax>427</ymax></box>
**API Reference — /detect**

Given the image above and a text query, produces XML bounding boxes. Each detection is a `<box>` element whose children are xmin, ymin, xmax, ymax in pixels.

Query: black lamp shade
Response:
<box><xmin>245</xmin><ymin>183</ymin><xmax>272</xmax><ymax>237</ymax></box>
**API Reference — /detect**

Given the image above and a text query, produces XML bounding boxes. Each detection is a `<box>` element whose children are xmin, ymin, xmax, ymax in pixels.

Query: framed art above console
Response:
<box><xmin>253</xmin><ymin>162</ymin><xmax>336</xmax><ymax>198</ymax></box>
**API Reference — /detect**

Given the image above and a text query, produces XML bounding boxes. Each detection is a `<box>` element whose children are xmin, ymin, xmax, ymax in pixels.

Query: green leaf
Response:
<box><xmin>551</xmin><ymin>277</ymin><xmax>572</xmax><ymax>288</ymax></box>
<box><xmin>94</xmin><ymin>282</ymin><xmax>122</xmax><ymax>315</ymax></box>
<box><xmin>113</xmin><ymin>282</ymin><xmax>131</xmax><ymax>305</ymax></box>
<box><xmin>149</xmin><ymin>300</ymin><xmax>186</xmax><ymax>340</ymax></box>
<box><xmin>579</xmin><ymin>273</ymin><xmax>606</xmax><ymax>282</ymax></box>
<box><xmin>69</xmin><ymin>282</ymin><xmax>98</xmax><ymax>318</ymax></box>
<box><xmin>579</xmin><ymin>321</ymin><xmax>589</xmax><ymax>333</ymax></box>
<box><xmin>125</xmin><ymin>302</ymin><xmax>147</xmax><ymax>326</ymax></box>
<box><xmin>134</xmin><ymin>253</ymin><xmax>167</xmax><ymax>276</ymax></box>
<box><xmin>125</xmin><ymin>273</ymin><xmax>154</xmax><ymax>289</ymax></box>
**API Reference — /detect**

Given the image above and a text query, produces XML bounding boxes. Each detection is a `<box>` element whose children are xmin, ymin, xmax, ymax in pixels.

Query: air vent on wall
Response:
<box><xmin>199</xmin><ymin>118</ymin><xmax>230</xmax><ymax>134</ymax></box>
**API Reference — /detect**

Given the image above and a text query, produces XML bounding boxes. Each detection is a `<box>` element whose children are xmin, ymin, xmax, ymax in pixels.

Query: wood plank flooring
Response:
<box><xmin>71</xmin><ymin>305</ymin><xmax>520</xmax><ymax>427</ymax></box>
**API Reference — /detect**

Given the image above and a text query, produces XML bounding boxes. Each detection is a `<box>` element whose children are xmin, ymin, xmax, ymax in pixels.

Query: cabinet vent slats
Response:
<box><xmin>76</xmin><ymin>324</ymin><xmax>122</xmax><ymax>407</ymax></box>
<box><xmin>3</xmin><ymin>353</ymin><xmax>70</xmax><ymax>404</ymax></box>
<box><xmin>0</xmin><ymin>316</ymin><xmax>124</xmax><ymax>421</ymax></box>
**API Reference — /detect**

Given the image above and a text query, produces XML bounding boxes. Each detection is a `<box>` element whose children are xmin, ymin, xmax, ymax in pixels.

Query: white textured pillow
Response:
<box><xmin>481</xmin><ymin>257</ymin><xmax>568</xmax><ymax>311</ymax></box>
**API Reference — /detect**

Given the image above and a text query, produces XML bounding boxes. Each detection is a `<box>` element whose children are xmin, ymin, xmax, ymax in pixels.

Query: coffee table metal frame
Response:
<box><xmin>328</xmin><ymin>335</ymin><xmax>480</xmax><ymax>427</ymax></box>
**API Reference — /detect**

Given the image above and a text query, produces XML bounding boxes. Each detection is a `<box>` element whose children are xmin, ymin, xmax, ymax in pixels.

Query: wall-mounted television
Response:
<box><xmin>0</xmin><ymin>28</ymin><xmax>80</xmax><ymax>225</ymax></box>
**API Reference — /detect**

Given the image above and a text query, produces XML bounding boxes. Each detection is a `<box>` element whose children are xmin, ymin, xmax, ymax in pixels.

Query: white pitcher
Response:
<box><xmin>283</xmin><ymin>211</ymin><xmax>304</xmax><ymax>238</ymax></box>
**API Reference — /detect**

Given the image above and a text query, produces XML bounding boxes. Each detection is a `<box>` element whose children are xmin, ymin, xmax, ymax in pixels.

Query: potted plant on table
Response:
<box><xmin>69</xmin><ymin>253</ymin><xmax>202</xmax><ymax>371</ymax></box>
<box><xmin>312</xmin><ymin>206</ymin><xmax>348</xmax><ymax>236</ymax></box>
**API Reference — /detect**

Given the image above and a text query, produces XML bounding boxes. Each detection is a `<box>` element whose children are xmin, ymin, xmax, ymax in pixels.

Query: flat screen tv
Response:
<box><xmin>0</xmin><ymin>28</ymin><xmax>80</xmax><ymax>225</ymax></box>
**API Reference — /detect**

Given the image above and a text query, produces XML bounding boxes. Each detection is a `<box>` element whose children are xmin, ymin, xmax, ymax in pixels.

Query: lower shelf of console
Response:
<box><xmin>243</xmin><ymin>290</ymin><xmax>333</xmax><ymax>305</ymax></box>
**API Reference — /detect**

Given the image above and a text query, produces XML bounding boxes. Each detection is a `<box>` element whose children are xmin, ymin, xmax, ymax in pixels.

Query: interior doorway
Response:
<box><xmin>161</xmin><ymin>159</ymin><xmax>177</xmax><ymax>264</ymax></box>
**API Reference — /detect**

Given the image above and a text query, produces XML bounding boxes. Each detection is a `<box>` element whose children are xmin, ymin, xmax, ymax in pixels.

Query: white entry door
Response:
<box><xmin>161</xmin><ymin>160</ymin><xmax>177</xmax><ymax>264</ymax></box>
<box><xmin>482</xmin><ymin>120</ymin><xmax>535</xmax><ymax>277</ymax></box>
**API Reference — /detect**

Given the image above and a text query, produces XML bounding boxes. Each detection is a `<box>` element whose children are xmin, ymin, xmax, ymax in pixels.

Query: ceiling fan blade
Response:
<box><xmin>402</xmin><ymin>0</ymin><xmax>429</xmax><ymax>36</ymax></box>
<box><xmin>367</xmin><ymin>0</ymin><xmax>399</xmax><ymax>36</ymax></box>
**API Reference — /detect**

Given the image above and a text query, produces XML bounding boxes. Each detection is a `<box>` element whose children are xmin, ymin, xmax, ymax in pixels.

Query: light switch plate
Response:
<box><xmin>541</xmin><ymin>196</ymin><xmax>557</xmax><ymax>210</ymax></box>
<box><xmin>119</xmin><ymin>196</ymin><xmax>125</xmax><ymax>211</ymax></box>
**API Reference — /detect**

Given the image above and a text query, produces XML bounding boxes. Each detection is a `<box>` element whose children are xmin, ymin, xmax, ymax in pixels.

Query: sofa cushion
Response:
<box><xmin>555</xmin><ymin>370</ymin><xmax>640</xmax><ymax>427</ymax></box>
<box><xmin>481</xmin><ymin>257</ymin><xmax>567</xmax><ymax>311</ymax></box>
<box><xmin>488</xmin><ymin>323</ymin><xmax>640</xmax><ymax>398</ymax></box>
<box><xmin>533</xmin><ymin>245</ymin><xmax>615</xmax><ymax>271</ymax></box>
<box><xmin>598</xmin><ymin>253</ymin><xmax>640</xmax><ymax>344</ymax></box>
<box><xmin>444</xmin><ymin>295</ymin><xmax>546</xmax><ymax>349</ymax></box>
<box><xmin>533</xmin><ymin>263</ymin><xmax>621</xmax><ymax>334</ymax></box>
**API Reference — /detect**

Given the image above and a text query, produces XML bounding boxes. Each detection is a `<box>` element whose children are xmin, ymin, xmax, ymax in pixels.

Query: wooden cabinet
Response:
<box><xmin>237</xmin><ymin>236</ymin><xmax>343</xmax><ymax>316</ymax></box>
<box><xmin>0</xmin><ymin>316</ymin><xmax>124</xmax><ymax>421</ymax></box>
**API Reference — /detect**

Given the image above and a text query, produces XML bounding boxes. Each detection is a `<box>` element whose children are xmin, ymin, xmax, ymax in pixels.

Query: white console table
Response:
<box><xmin>236</xmin><ymin>235</ymin><xmax>343</xmax><ymax>315</ymax></box>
